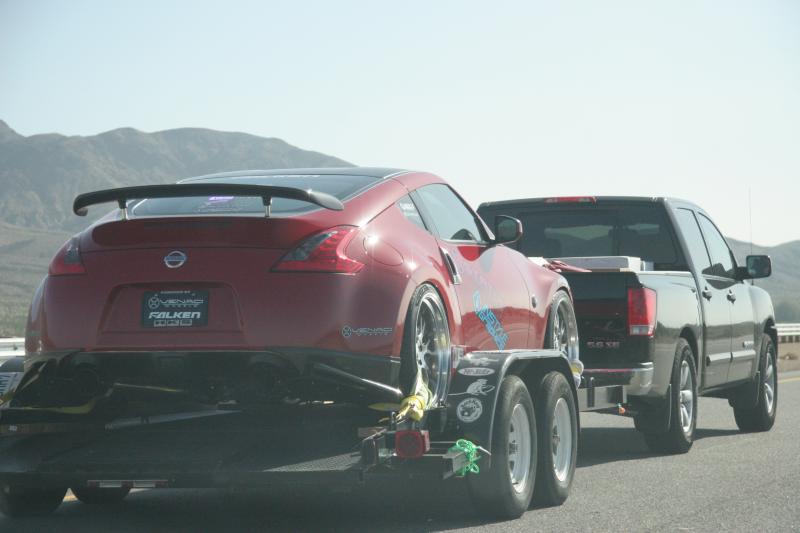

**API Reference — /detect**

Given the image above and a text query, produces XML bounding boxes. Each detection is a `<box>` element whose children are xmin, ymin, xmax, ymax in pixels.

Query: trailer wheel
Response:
<box><xmin>0</xmin><ymin>484</ymin><xmax>67</xmax><ymax>517</ymax></box>
<box><xmin>71</xmin><ymin>486</ymin><xmax>131</xmax><ymax>505</ymax></box>
<box><xmin>467</xmin><ymin>375</ymin><xmax>537</xmax><ymax>519</ymax></box>
<box><xmin>533</xmin><ymin>371</ymin><xmax>577</xmax><ymax>506</ymax></box>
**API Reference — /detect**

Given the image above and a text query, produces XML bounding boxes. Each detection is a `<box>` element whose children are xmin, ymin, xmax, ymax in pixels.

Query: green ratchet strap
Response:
<box><xmin>449</xmin><ymin>439</ymin><xmax>481</xmax><ymax>476</ymax></box>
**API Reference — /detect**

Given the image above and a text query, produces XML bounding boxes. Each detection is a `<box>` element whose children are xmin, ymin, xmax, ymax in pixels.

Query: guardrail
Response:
<box><xmin>777</xmin><ymin>324</ymin><xmax>800</xmax><ymax>344</ymax></box>
<box><xmin>1</xmin><ymin>325</ymin><xmax>798</xmax><ymax>355</ymax></box>
<box><xmin>0</xmin><ymin>337</ymin><xmax>25</xmax><ymax>359</ymax></box>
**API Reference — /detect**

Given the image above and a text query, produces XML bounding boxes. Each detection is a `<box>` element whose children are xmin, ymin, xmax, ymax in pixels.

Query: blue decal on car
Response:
<box><xmin>473</xmin><ymin>291</ymin><xmax>509</xmax><ymax>350</ymax></box>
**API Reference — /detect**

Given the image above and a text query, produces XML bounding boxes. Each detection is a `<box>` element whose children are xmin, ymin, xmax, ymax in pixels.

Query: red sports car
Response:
<box><xmin>22</xmin><ymin>168</ymin><xmax>574</xmax><ymax>410</ymax></box>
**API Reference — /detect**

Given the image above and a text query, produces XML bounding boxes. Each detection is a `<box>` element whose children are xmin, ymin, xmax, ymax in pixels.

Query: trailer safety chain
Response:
<box><xmin>449</xmin><ymin>439</ymin><xmax>481</xmax><ymax>476</ymax></box>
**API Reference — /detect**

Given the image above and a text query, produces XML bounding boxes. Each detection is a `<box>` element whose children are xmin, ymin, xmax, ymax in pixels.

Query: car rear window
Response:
<box><xmin>486</xmin><ymin>204</ymin><xmax>683</xmax><ymax>270</ymax></box>
<box><xmin>130</xmin><ymin>174</ymin><xmax>378</xmax><ymax>217</ymax></box>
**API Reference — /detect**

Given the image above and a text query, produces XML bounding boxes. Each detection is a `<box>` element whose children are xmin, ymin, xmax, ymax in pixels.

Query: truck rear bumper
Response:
<box><xmin>581</xmin><ymin>362</ymin><xmax>654</xmax><ymax>396</ymax></box>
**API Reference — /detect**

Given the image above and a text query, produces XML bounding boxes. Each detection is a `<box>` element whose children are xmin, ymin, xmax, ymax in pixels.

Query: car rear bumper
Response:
<box><xmin>581</xmin><ymin>362</ymin><xmax>654</xmax><ymax>396</ymax></box>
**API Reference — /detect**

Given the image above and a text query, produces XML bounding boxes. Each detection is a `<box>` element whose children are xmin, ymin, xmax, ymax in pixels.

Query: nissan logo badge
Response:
<box><xmin>164</xmin><ymin>250</ymin><xmax>187</xmax><ymax>269</ymax></box>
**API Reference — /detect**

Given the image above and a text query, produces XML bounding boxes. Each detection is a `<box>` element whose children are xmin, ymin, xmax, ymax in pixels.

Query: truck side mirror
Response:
<box><xmin>742</xmin><ymin>255</ymin><xmax>772</xmax><ymax>279</ymax></box>
<box><xmin>493</xmin><ymin>215</ymin><xmax>523</xmax><ymax>245</ymax></box>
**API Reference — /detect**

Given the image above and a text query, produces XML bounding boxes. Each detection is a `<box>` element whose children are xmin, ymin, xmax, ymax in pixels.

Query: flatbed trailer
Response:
<box><xmin>0</xmin><ymin>350</ymin><xmax>636</xmax><ymax>519</ymax></box>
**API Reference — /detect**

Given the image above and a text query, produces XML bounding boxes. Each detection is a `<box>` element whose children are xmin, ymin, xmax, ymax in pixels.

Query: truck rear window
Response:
<box><xmin>507</xmin><ymin>206</ymin><xmax>682</xmax><ymax>269</ymax></box>
<box><xmin>130</xmin><ymin>174</ymin><xmax>377</xmax><ymax>217</ymax></box>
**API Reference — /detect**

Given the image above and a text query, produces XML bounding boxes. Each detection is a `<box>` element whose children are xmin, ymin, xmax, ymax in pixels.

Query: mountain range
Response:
<box><xmin>0</xmin><ymin>120</ymin><xmax>798</xmax><ymax>335</ymax></box>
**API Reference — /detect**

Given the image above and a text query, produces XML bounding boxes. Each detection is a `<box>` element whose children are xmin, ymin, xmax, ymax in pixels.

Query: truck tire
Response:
<box><xmin>467</xmin><ymin>375</ymin><xmax>537</xmax><ymax>519</ymax></box>
<box><xmin>640</xmin><ymin>338</ymin><xmax>697</xmax><ymax>454</ymax></box>
<box><xmin>532</xmin><ymin>371</ymin><xmax>577</xmax><ymax>507</ymax></box>
<box><xmin>398</xmin><ymin>284</ymin><xmax>451</xmax><ymax>405</ymax></box>
<box><xmin>71</xmin><ymin>486</ymin><xmax>131</xmax><ymax>505</ymax></box>
<box><xmin>733</xmin><ymin>336</ymin><xmax>777</xmax><ymax>432</ymax></box>
<box><xmin>0</xmin><ymin>484</ymin><xmax>66</xmax><ymax>517</ymax></box>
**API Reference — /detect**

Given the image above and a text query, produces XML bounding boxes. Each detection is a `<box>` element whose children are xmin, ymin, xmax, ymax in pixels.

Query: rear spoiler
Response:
<box><xmin>73</xmin><ymin>183</ymin><xmax>344</xmax><ymax>218</ymax></box>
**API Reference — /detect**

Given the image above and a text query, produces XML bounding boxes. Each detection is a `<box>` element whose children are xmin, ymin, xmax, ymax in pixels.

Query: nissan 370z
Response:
<box><xmin>20</xmin><ymin>168</ymin><xmax>575</xmax><ymax>414</ymax></box>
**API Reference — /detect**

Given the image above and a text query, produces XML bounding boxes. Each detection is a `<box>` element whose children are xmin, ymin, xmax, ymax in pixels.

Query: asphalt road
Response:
<box><xmin>3</xmin><ymin>373</ymin><xmax>799</xmax><ymax>533</ymax></box>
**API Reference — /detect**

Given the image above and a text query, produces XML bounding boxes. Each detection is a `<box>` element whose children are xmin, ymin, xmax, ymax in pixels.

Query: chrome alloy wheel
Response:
<box><xmin>552</xmin><ymin>397</ymin><xmax>573</xmax><ymax>482</ymax></box>
<box><xmin>414</xmin><ymin>291</ymin><xmax>451</xmax><ymax>404</ymax></box>
<box><xmin>508</xmin><ymin>403</ymin><xmax>532</xmax><ymax>494</ymax></box>
<box><xmin>764</xmin><ymin>346</ymin><xmax>776</xmax><ymax>415</ymax></box>
<box><xmin>551</xmin><ymin>299</ymin><xmax>579</xmax><ymax>362</ymax></box>
<box><xmin>679</xmin><ymin>360</ymin><xmax>694</xmax><ymax>434</ymax></box>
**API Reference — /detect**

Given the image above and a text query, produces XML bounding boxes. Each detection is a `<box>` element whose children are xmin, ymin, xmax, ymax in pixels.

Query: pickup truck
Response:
<box><xmin>478</xmin><ymin>196</ymin><xmax>778</xmax><ymax>453</ymax></box>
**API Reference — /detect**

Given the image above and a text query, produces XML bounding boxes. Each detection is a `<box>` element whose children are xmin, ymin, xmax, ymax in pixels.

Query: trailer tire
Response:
<box><xmin>467</xmin><ymin>375</ymin><xmax>537</xmax><ymax>519</ymax></box>
<box><xmin>532</xmin><ymin>371</ymin><xmax>577</xmax><ymax>507</ymax></box>
<box><xmin>0</xmin><ymin>484</ymin><xmax>66</xmax><ymax>517</ymax></box>
<box><xmin>71</xmin><ymin>486</ymin><xmax>131</xmax><ymax>505</ymax></box>
<box><xmin>640</xmin><ymin>338</ymin><xmax>697</xmax><ymax>454</ymax></box>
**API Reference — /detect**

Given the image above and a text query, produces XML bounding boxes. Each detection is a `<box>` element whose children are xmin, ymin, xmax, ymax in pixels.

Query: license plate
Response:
<box><xmin>142</xmin><ymin>290</ymin><xmax>209</xmax><ymax>328</ymax></box>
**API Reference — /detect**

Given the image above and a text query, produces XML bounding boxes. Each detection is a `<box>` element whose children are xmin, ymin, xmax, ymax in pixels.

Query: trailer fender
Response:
<box><xmin>446</xmin><ymin>349</ymin><xmax>575</xmax><ymax>459</ymax></box>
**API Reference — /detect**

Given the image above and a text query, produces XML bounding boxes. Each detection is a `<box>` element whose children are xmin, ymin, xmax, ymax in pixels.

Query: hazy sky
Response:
<box><xmin>2</xmin><ymin>1</ymin><xmax>798</xmax><ymax>245</ymax></box>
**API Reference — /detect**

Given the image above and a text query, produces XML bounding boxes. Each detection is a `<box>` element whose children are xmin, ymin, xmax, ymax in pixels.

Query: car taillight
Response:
<box><xmin>49</xmin><ymin>236</ymin><xmax>86</xmax><ymax>276</ymax></box>
<box><xmin>395</xmin><ymin>429</ymin><xmax>431</xmax><ymax>459</ymax></box>
<box><xmin>628</xmin><ymin>287</ymin><xmax>656</xmax><ymax>336</ymax></box>
<box><xmin>272</xmin><ymin>226</ymin><xmax>364</xmax><ymax>273</ymax></box>
<box><xmin>543</xmin><ymin>196</ymin><xmax>597</xmax><ymax>204</ymax></box>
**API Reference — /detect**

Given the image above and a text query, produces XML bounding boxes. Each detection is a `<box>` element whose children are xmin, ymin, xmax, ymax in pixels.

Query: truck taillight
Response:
<box><xmin>272</xmin><ymin>226</ymin><xmax>364</xmax><ymax>273</ymax></box>
<box><xmin>49</xmin><ymin>236</ymin><xmax>86</xmax><ymax>276</ymax></box>
<box><xmin>628</xmin><ymin>287</ymin><xmax>656</xmax><ymax>336</ymax></box>
<box><xmin>395</xmin><ymin>429</ymin><xmax>431</xmax><ymax>459</ymax></box>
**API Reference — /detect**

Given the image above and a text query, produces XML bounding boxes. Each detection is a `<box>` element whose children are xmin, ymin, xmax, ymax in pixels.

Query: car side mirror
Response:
<box><xmin>741</xmin><ymin>255</ymin><xmax>771</xmax><ymax>279</ymax></box>
<box><xmin>493</xmin><ymin>215</ymin><xmax>523</xmax><ymax>245</ymax></box>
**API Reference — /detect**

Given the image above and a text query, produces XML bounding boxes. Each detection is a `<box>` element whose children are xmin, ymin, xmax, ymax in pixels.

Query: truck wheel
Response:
<box><xmin>399</xmin><ymin>284</ymin><xmax>451</xmax><ymax>405</ymax></box>
<box><xmin>532</xmin><ymin>372</ymin><xmax>577</xmax><ymax>506</ymax></box>
<box><xmin>0</xmin><ymin>484</ymin><xmax>67</xmax><ymax>517</ymax></box>
<box><xmin>467</xmin><ymin>375</ymin><xmax>537</xmax><ymax>519</ymax></box>
<box><xmin>733</xmin><ymin>336</ymin><xmax>778</xmax><ymax>432</ymax></box>
<box><xmin>641</xmin><ymin>338</ymin><xmax>697</xmax><ymax>454</ymax></box>
<box><xmin>71</xmin><ymin>486</ymin><xmax>131</xmax><ymax>504</ymax></box>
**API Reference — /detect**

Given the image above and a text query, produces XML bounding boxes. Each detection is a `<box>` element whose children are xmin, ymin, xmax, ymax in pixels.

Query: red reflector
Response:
<box><xmin>395</xmin><ymin>429</ymin><xmax>431</xmax><ymax>459</ymax></box>
<box><xmin>273</xmin><ymin>225</ymin><xmax>364</xmax><ymax>273</ymax></box>
<box><xmin>628</xmin><ymin>287</ymin><xmax>657</xmax><ymax>336</ymax></box>
<box><xmin>49</xmin><ymin>236</ymin><xmax>86</xmax><ymax>276</ymax></box>
<box><xmin>543</xmin><ymin>196</ymin><xmax>597</xmax><ymax>204</ymax></box>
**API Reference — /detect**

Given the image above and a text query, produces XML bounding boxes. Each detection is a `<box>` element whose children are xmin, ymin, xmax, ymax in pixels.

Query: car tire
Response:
<box><xmin>0</xmin><ymin>484</ymin><xmax>67</xmax><ymax>517</ymax></box>
<box><xmin>467</xmin><ymin>375</ymin><xmax>537</xmax><ymax>519</ymax></box>
<box><xmin>640</xmin><ymin>338</ymin><xmax>697</xmax><ymax>454</ymax></box>
<box><xmin>398</xmin><ymin>284</ymin><xmax>451</xmax><ymax>405</ymax></box>
<box><xmin>532</xmin><ymin>372</ymin><xmax>577</xmax><ymax>507</ymax></box>
<box><xmin>544</xmin><ymin>291</ymin><xmax>579</xmax><ymax>365</ymax></box>
<box><xmin>71</xmin><ymin>486</ymin><xmax>131</xmax><ymax>505</ymax></box>
<box><xmin>733</xmin><ymin>336</ymin><xmax>778</xmax><ymax>432</ymax></box>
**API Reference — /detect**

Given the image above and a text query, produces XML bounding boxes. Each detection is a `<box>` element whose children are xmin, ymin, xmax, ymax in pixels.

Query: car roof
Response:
<box><xmin>182</xmin><ymin>167</ymin><xmax>410</xmax><ymax>182</ymax></box>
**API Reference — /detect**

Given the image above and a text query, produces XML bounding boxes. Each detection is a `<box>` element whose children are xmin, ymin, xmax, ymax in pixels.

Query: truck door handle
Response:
<box><xmin>727</xmin><ymin>290</ymin><xmax>736</xmax><ymax>303</ymax></box>
<box><xmin>701</xmin><ymin>288</ymin><xmax>712</xmax><ymax>300</ymax></box>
